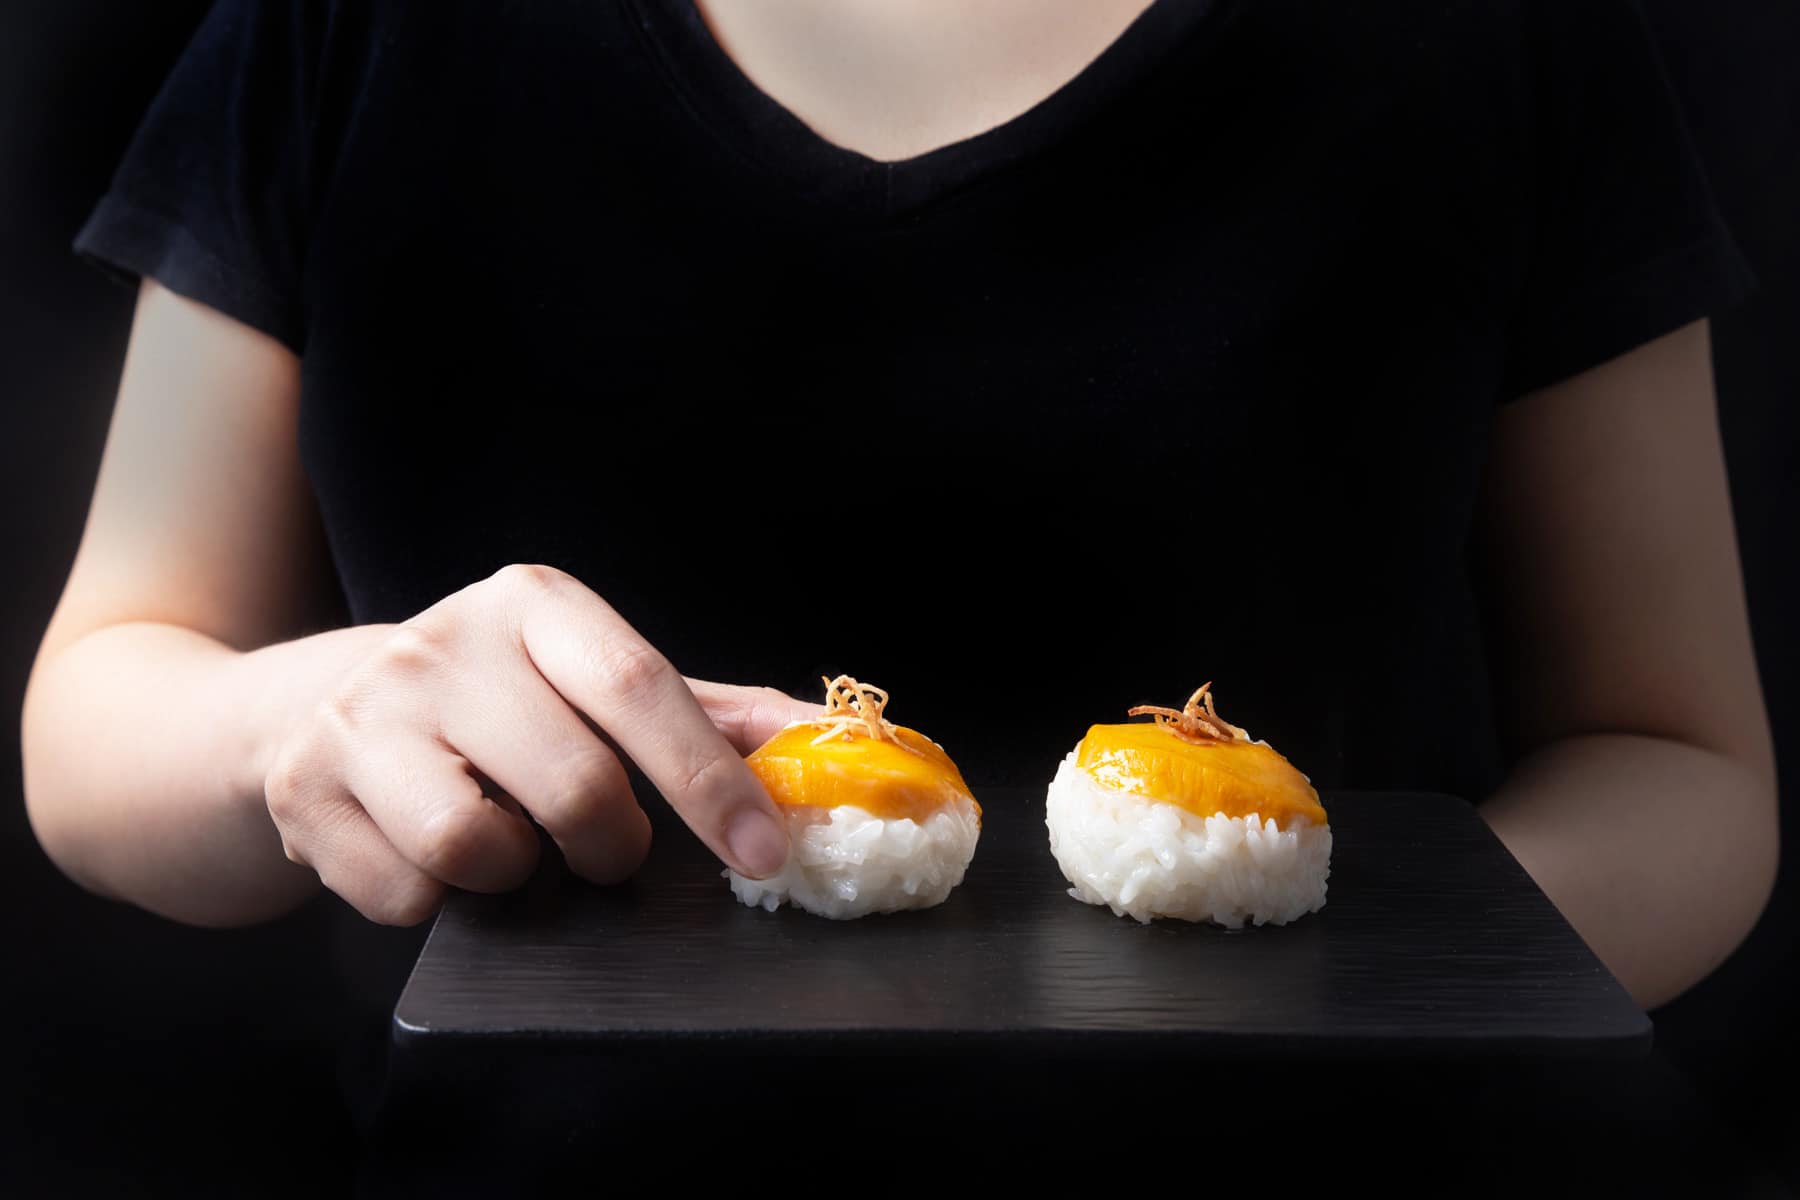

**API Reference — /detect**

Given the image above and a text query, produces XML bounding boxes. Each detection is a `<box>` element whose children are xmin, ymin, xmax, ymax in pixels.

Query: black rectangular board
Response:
<box><xmin>394</xmin><ymin>788</ymin><xmax>1650</xmax><ymax>1058</ymax></box>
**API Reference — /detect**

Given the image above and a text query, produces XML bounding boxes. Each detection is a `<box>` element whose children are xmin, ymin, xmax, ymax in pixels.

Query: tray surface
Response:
<box><xmin>394</xmin><ymin>787</ymin><xmax>1649</xmax><ymax>1057</ymax></box>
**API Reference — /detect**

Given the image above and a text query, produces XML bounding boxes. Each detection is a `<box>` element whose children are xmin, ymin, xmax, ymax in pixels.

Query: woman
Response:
<box><xmin>21</xmin><ymin>0</ymin><xmax>1775</xmax><ymax>1012</ymax></box>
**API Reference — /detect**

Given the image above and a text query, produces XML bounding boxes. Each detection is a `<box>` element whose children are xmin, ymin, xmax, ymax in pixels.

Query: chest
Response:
<box><xmin>311</xmin><ymin>22</ymin><xmax>1514</xmax><ymax>445</ymax></box>
<box><xmin>289</xmin><ymin>1</ymin><xmax>1527</xmax><ymax>794</ymax></box>
<box><xmin>298</xmin><ymin>0</ymin><xmax>1521</xmax><ymax>616</ymax></box>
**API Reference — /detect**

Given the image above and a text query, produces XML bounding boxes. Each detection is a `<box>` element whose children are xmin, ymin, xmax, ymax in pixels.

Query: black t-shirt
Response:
<box><xmin>77</xmin><ymin>0</ymin><xmax>1749</xmax><ymax>800</ymax></box>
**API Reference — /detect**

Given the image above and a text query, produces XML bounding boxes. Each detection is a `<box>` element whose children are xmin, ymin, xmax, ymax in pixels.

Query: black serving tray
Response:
<box><xmin>393</xmin><ymin>787</ymin><xmax>1650</xmax><ymax>1058</ymax></box>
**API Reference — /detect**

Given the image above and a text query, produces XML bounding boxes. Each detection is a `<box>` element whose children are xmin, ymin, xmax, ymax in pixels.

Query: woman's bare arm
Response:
<box><xmin>22</xmin><ymin>282</ymin><xmax>353</xmax><ymax>924</ymax></box>
<box><xmin>1477</xmin><ymin>319</ymin><xmax>1778</xmax><ymax>1009</ymax></box>
<box><xmin>22</xmin><ymin>282</ymin><xmax>807</xmax><ymax>928</ymax></box>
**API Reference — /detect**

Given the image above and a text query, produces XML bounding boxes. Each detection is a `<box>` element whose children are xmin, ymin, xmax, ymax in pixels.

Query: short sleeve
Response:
<box><xmin>72</xmin><ymin>1</ymin><xmax>335</xmax><ymax>353</ymax></box>
<box><xmin>1503</xmin><ymin>0</ymin><xmax>1755</xmax><ymax>397</ymax></box>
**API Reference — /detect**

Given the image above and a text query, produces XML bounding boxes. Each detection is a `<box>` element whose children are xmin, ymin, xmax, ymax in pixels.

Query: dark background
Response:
<box><xmin>3</xmin><ymin>1</ymin><xmax>1795</xmax><ymax>1192</ymax></box>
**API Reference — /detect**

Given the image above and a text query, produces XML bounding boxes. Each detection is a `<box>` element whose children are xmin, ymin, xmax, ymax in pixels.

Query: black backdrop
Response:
<box><xmin>3</xmin><ymin>2</ymin><xmax>1795</xmax><ymax>1192</ymax></box>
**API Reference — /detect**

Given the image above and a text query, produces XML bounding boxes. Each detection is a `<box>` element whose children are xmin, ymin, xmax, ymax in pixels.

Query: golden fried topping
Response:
<box><xmin>805</xmin><ymin>674</ymin><xmax>918</xmax><ymax>753</ymax></box>
<box><xmin>1126</xmin><ymin>682</ymin><xmax>1250</xmax><ymax>745</ymax></box>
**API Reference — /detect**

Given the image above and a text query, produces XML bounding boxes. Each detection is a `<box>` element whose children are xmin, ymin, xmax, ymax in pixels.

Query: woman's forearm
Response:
<box><xmin>21</xmin><ymin>620</ymin><xmax>392</xmax><ymax>926</ymax></box>
<box><xmin>1481</xmin><ymin>733</ymin><xmax>1778</xmax><ymax>1010</ymax></box>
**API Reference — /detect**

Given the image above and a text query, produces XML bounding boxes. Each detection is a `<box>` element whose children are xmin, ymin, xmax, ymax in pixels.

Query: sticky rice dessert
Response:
<box><xmin>1045</xmin><ymin>684</ymin><xmax>1330</xmax><ymax>927</ymax></box>
<box><xmin>728</xmin><ymin>675</ymin><xmax>981</xmax><ymax>919</ymax></box>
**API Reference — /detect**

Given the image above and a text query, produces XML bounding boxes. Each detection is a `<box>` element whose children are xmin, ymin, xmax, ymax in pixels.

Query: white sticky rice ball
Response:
<box><xmin>727</xmin><ymin>798</ymin><xmax>981</xmax><ymax>920</ymax></box>
<box><xmin>1044</xmin><ymin>753</ymin><xmax>1330</xmax><ymax>927</ymax></box>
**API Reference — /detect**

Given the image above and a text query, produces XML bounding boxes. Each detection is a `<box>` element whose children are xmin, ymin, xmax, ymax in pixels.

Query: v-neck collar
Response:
<box><xmin>621</xmin><ymin>0</ymin><xmax>1237</xmax><ymax>219</ymax></box>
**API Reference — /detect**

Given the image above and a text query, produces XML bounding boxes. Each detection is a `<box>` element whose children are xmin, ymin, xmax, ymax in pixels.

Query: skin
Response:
<box><xmin>1477</xmin><ymin>320</ymin><xmax>1776</xmax><ymax>1009</ymax></box>
<box><xmin>693</xmin><ymin>0</ymin><xmax>1157</xmax><ymax>161</ymax></box>
<box><xmin>22</xmin><ymin>10</ymin><xmax>1778</xmax><ymax>1008</ymax></box>
<box><xmin>22</xmin><ymin>283</ymin><xmax>813</xmax><ymax>927</ymax></box>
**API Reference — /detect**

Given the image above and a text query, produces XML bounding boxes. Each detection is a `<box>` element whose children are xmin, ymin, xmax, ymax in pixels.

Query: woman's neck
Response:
<box><xmin>692</xmin><ymin>0</ymin><xmax>1159</xmax><ymax>162</ymax></box>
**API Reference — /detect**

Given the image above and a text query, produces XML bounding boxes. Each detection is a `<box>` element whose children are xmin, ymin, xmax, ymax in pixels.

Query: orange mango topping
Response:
<box><xmin>748</xmin><ymin>722</ymin><xmax>978</xmax><ymax>823</ymax></box>
<box><xmin>1076</xmin><ymin>723</ymin><xmax>1325</xmax><ymax>825</ymax></box>
<box><xmin>744</xmin><ymin>675</ymin><xmax>977</xmax><ymax>823</ymax></box>
<box><xmin>1076</xmin><ymin>684</ymin><xmax>1325</xmax><ymax>826</ymax></box>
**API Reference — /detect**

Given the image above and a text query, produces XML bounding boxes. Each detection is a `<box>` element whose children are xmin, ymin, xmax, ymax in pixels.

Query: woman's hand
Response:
<box><xmin>264</xmin><ymin>564</ymin><xmax>810</xmax><ymax>924</ymax></box>
<box><xmin>23</xmin><ymin>282</ymin><xmax>810</xmax><ymax>927</ymax></box>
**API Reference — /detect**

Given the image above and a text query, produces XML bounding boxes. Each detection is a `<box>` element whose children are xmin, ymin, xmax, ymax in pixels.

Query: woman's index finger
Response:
<box><xmin>684</xmin><ymin>677</ymin><xmax>818</xmax><ymax>755</ymax></box>
<box><xmin>505</xmin><ymin>566</ymin><xmax>790</xmax><ymax>878</ymax></box>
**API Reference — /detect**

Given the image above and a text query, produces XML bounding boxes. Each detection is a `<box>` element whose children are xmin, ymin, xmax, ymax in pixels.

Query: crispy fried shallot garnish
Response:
<box><xmin>1127</xmin><ymin>682</ymin><xmax>1250</xmax><ymax>745</ymax></box>
<box><xmin>806</xmin><ymin>674</ymin><xmax>919</xmax><ymax>754</ymax></box>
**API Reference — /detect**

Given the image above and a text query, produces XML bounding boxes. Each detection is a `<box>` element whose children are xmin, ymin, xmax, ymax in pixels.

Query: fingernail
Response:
<box><xmin>726</xmin><ymin>808</ymin><xmax>789</xmax><ymax>879</ymax></box>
